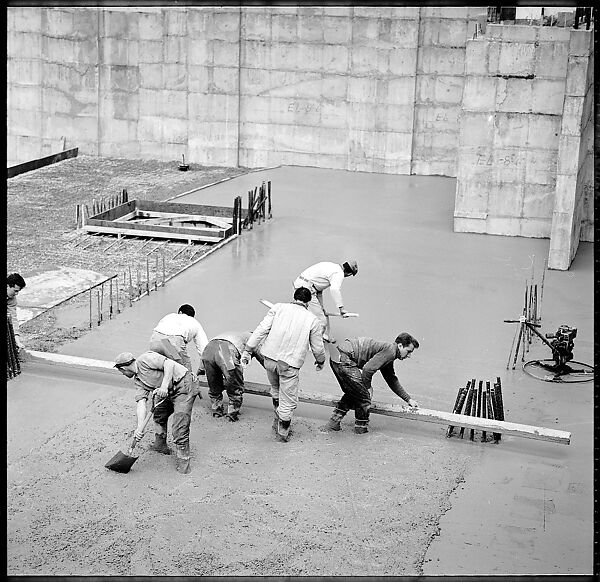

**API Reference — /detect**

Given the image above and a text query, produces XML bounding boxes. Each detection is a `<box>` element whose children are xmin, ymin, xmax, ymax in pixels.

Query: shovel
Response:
<box><xmin>105</xmin><ymin>396</ymin><xmax>165</xmax><ymax>474</ymax></box>
<box><xmin>259</xmin><ymin>298</ymin><xmax>359</xmax><ymax>317</ymax></box>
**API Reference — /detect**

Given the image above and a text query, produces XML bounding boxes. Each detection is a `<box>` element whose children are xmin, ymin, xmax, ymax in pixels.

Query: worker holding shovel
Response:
<box><xmin>320</xmin><ymin>333</ymin><xmax>420</xmax><ymax>434</ymax></box>
<box><xmin>114</xmin><ymin>350</ymin><xmax>198</xmax><ymax>474</ymax></box>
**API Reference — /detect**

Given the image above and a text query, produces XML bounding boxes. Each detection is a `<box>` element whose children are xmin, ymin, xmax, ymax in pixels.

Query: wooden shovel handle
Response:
<box><xmin>129</xmin><ymin>396</ymin><xmax>167</xmax><ymax>453</ymax></box>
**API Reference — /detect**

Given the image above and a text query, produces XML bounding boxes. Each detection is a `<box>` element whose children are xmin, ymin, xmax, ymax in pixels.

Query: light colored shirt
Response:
<box><xmin>153</xmin><ymin>312</ymin><xmax>208</xmax><ymax>359</ymax></box>
<box><xmin>293</xmin><ymin>261</ymin><xmax>345</xmax><ymax>307</ymax></box>
<box><xmin>134</xmin><ymin>350</ymin><xmax>188</xmax><ymax>391</ymax></box>
<box><xmin>246</xmin><ymin>302</ymin><xmax>326</xmax><ymax>369</ymax></box>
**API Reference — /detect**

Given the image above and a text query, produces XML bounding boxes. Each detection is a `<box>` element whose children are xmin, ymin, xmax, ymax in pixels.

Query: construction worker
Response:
<box><xmin>321</xmin><ymin>333</ymin><xmax>420</xmax><ymax>434</ymax></box>
<box><xmin>202</xmin><ymin>331</ymin><xmax>266</xmax><ymax>422</ymax></box>
<box><xmin>149</xmin><ymin>303</ymin><xmax>209</xmax><ymax>379</ymax></box>
<box><xmin>7</xmin><ymin>273</ymin><xmax>27</xmax><ymax>360</ymax></box>
<box><xmin>114</xmin><ymin>350</ymin><xmax>199</xmax><ymax>474</ymax></box>
<box><xmin>293</xmin><ymin>260</ymin><xmax>358</xmax><ymax>340</ymax></box>
<box><xmin>241</xmin><ymin>287</ymin><xmax>326</xmax><ymax>442</ymax></box>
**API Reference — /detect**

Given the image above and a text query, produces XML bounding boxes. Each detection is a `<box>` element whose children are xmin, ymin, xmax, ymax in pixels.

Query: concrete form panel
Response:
<box><xmin>9</xmin><ymin>32</ymin><xmax>43</xmax><ymax>60</ymax></box>
<box><xmin>320</xmin><ymin>101</ymin><xmax>348</xmax><ymax>128</ymax></box>
<box><xmin>347</xmin><ymin>76</ymin><xmax>378</xmax><ymax>103</ymax></box>
<box><xmin>525</xmin><ymin>150</ymin><xmax>558</xmax><ymax>185</ymax></box>
<box><xmin>383</xmin><ymin>77</ymin><xmax>417</xmax><ymax>106</ymax></box>
<box><xmin>568</xmin><ymin>29</ymin><xmax>593</xmax><ymax>57</ymax></box>
<box><xmin>139</xmin><ymin>88</ymin><xmax>163</xmax><ymax>117</ymax></box>
<box><xmin>521</xmin><ymin>183</ymin><xmax>556</xmax><ymax>219</ymax></box>
<box><xmin>323</xmin><ymin>16</ymin><xmax>353</xmax><ymax>44</ymax></box>
<box><xmin>322</xmin><ymin>45</ymin><xmax>350</xmax><ymax>74</ymax></box>
<box><xmin>518</xmin><ymin>216</ymin><xmax>552</xmax><ymax>238</ymax></box>
<box><xmin>419</xmin><ymin>46</ymin><xmax>465</xmax><ymax>75</ymax></box>
<box><xmin>527</xmin><ymin>115</ymin><xmax>561</xmax><ymax>150</ymax></box>
<box><xmin>538</xmin><ymin>26</ymin><xmax>571</xmax><ymax>43</ymax></box>
<box><xmin>556</xmin><ymin>135</ymin><xmax>582</xmax><ymax>176</ymax></box>
<box><xmin>102</xmin><ymin>38</ymin><xmax>139</xmax><ymax>67</ymax></box>
<box><xmin>377</xmin><ymin>104</ymin><xmax>414</xmax><ymax>133</ymax></box>
<box><xmin>499</xmin><ymin>24</ymin><xmax>537</xmax><ymax>44</ymax></box>
<box><xmin>561</xmin><ymin>96</ymin><xmax>584</xmax><ymax>137</ymax></box>
<box><xmin>298</xmin><ymin>16</ymin><xmax>325</xmax><ymax>43</ymax></box>
<box><xmin>462</xmin><ymin>76</ymin><xmax>497</xmax><ymax>111</ymax></box>
<box><xmin>44</xmin><ymin>9</ymin><xmax>75</xmax><ymax>38</ymax></box>
<box><xmin>535</xmin><ymin>41</ymin><xmax>569</xmax><ymax>79</ymax></box>
<box><xmin>164</xmin><ymin>36</ymin><xmax>188</xmax><ymax>64</ymax></box>
<box><xmin>8</xmin><ymin>7</ymin><xmax>43</xmax><ymax>33</ymax></box>
<box><xmin>531</xmin><ymin>79</ymin><xmax>567</xmax><ymax>115</ymax></box>
<box><xmin>104</xmin><ymin>9</ymin><xmax>137</xmax><ymax>39</ymax></box>
<box><xmin>139</xmin><ymin>64</ymin><xmax>163</xmax><ymax>89</ymax></box>
<box><xmin>270</xmin><ymin>14</ymin><xmax>296</xmax><ymax>43</ymax></box>
<box><xmin>498</xmin><ymin>42</ymin><xmax>536</xmax><ymax>77</ymax></box>
<box><xmin>9</xmin><ymin>108</ymin><xmax>42</xmax><ymax>138</ymax></box>
<box><xmin>350</xmin><ymin>46</ymin><xmax>381</xmax><ymax>75</ymax></box>
<box><xmin>552</xmin><ymin>174</ymin><xmax>578</xmax><ymax>213</ymax></box>
<box><xmin>420</xmin><ymin>18</ymin><xmax>469</xmax><ymax>48</ymax></box>
<box><xmin>212</xmin><ymin>67</ymin><xmax>239</xmax><ymax>95</ymax></box>
<box><xmin>165</xmin><ymin>9</ymin><xmax>187</xmax><ymax>37</ymax></box>
<box><xmin>7</xmin><ymin>60</ymin><xmax>42</xmax><ymax>87</ymax></box>
<box><xmin>494</xmin><ymin>112</ymin><xmax>529</xmax><ymax>148</ymax></box>
<box><xmin>138</xmin><ymin>116</ymin><xmax>163</xmax><ymax>142</ymax></box>
<box><xmin>138</xmin><ymin>11</ymin><xmax>164</xmax><ymax>40</ymax></box>
<box><xmin>417</xmin><ymin>75</ymin><xmax>464</xmax><ymax>104</ymax></box>
<box><xmin>389</xmin><ymin>48</ymin><xmax>418</xmax><ymax>75</ymax></box>
<box><xmin>465</xmin><ymin>40</ymin><xmax>488</xmax><ymax>76</ymax></box>
<box><xmin>138</xmin><ymin>41</ymin><xmax>164</xmax><ymax>64</ymax></box>
<box><xmin>496</xmin><ymin>78</ymin><xmax>533</xmax><ymax>113</ymax></box>
<box><xmin>459</xmin><ymin>112</ymin><xmax>494</xmax><ymax>146</ymax></box>
<box><xmin>487</xmin><ymin>182</ymin><xmax>524</xmax><ymax>218</ymax></box>
<box><xmin>565</xmin><ymin>58</ymin><xmax>589</xmax><ymax>97</ymax></box>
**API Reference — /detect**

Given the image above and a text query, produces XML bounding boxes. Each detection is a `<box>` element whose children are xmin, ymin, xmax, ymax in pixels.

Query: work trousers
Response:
<box><xmin>152</xmin><ymin>373</ymin><xmax>196</xmax><ymax>448</ymax></box>
<box><xmin>264</xmin><ymin>356</ymin><xmax>300</xmax><ymax>422</ymax></box>
<box><xmin>202</xmin><ymin>339</ymin><xmax>244</xmax><ymax>414</ymax></box>
<box><xmin>149</xmin><ymin>331</ymin><xmax>192</xmax><ymax>373</ymax></box>
<box><xmin>329</xmin><ymin>356</ymin><xmax>371</xmax><ymax>422</ymax></box>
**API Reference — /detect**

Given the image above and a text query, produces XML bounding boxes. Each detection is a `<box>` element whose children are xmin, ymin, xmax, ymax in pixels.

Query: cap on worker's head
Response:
<box><xmin>343</xmin><ymin>260</ymin><xmax>358</xmax><ymax>276</ymax></box>
<box><xmin>114</xmin><ymin>352</ymin><xmax>135</xmax><ymax>368</ymax></box>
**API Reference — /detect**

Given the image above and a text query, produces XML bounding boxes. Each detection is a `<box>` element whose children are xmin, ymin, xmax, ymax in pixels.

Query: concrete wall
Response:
<box><xmin>7</xmin><ymin>5</ymin><xmax>482</xmax><ymax>175</ymax></box>
<box><xmin>454</xmin><ymin>24</ymin><xmax>594</xmax><ymax>266</ymax></box>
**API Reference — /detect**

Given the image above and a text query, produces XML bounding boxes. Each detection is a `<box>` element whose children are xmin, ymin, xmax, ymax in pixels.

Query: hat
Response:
<box><xmin>345</xmin><ymin>260</ymin><xmax>358</xmax><ymax>276</ymax></box>
<box><xmin>114</xmin><ymin>352</ymin><xmax>135</xmax><ymax>368</ymax></box>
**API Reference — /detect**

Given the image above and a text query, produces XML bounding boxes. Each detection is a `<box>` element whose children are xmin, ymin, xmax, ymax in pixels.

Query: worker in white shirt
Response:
<box><xmin>293</xmin><ymin>260</ymin><xmax>358</xmax><ymax>340</ymax></box>
<box><xmin>149</xmin><ymin>304</ymin><xmax>209</xmax><ymax>379</ymax></box>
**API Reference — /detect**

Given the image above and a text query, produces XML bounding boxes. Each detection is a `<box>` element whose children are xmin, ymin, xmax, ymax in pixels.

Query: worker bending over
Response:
<box><xmin>321</xmin><ymin>333</ymin><xmax>420</xmax><ymax>434</ymax></box>
<box><xmin>202</xmin><ymin>331</ymin><xmax>265</xmax><ymax>422</ymax></box>
<box><xmin>114</xmin><ymin>350</ymin><xmax>199</xmax><ymax>474</ymax></box>
<box><xmin>149</xmin><ymin>303</ymin><xmax>209</xmax><ymax>381</ymax></box>
<box><xmin>242</xmin><ymin>287</ymin><xmax>326</xmax><ymax>442</ymax></box>
<box><xmin>293</xmin><ymin>260</ymin><xmax>358</xmax><ymax>340</ymax></box>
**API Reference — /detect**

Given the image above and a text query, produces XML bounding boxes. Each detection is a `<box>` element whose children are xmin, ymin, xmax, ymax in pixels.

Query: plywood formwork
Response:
<box><xmin>83</xmin><ymin>199</ymin><xmax>238</xmax><ymax>243</ymax></box>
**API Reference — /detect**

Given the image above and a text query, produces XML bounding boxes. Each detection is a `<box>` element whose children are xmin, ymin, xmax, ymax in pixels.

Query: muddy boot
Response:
<box><xmin>275</xmin><ymin>418</ymin><xmax>291</xmax><ymax>442</ymax></box>
<box><xmin>226</xmin><ymin>407</ymin><xmax>240</xmax><ymax>422</ymax></box>
<box><xmin>149</xmin><ymin>433</ymin><xmax>172</xmax><ymax>455</ymax></box>
<box><xmin>319</xmin><ymin>408</ymin><xmax>345</xmax><ymax>432</ymax></box>
<box><xmin>175</xmin><ymin>445</ymin><xmax>191</xmax><ymax>474</ymax></box>
<box><xmin>354</xmin><ymin>419</ymin><xmax>369</xmax><ymax>434</ymax></box>
<box><xmin>271</xmin><ymin>398</ymin><xmax>280</xmax><ymax>432</ymax></box>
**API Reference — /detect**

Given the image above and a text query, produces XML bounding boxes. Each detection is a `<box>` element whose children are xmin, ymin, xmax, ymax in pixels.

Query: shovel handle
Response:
<box><xmin>128</xmin><ymin>396</ymin><xmax>167</xmax><ymax>453</ymax></box>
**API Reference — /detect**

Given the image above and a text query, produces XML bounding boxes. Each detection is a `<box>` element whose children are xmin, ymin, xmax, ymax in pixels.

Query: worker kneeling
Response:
<box><xmin>322</xmin><ymin>333</ymin><xmax>420</xmax><ymax>434</ymax></box>
<box><xmin>114</xmin><ymin>351</ymin><xmax>199</xmax><ymax>474</ymax></box>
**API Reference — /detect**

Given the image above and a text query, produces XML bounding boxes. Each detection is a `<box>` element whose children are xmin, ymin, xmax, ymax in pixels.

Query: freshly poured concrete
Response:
<box><xmin>8</xmin><ymin>167</ymin><xmax>593</xmax><ymax>575</ymax></box>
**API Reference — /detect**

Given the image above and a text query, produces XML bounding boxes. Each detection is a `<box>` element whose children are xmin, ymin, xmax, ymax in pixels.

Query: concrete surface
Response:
<box><xmin>7</xmin><ymin>167</ymin><xmax>594</xmax><ymax>575</ymax></box>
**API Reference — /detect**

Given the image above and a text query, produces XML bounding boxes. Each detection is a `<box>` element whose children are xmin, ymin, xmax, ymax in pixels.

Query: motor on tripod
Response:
<box><xmin>545</xmin><ymin>324</ymin><xmax>577</xmax><ymax>367</ymax></box>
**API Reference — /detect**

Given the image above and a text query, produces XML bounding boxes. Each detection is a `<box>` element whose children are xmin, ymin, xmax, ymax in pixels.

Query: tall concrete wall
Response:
<box><xmin>7</xmin><ymin>5</ymin><xmax>481</xmax><ymax>175</ymax></box>
<box><xmin>454</xmin><ymin>24</ymin><xmax>594</xmax><ymax>267</ymax></box>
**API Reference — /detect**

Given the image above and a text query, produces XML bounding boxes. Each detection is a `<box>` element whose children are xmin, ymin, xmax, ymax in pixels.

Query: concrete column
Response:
<box><xmin>547</xmin><ymin>29</ymin><xmax>594</xmax><ymax>270</ymax></box>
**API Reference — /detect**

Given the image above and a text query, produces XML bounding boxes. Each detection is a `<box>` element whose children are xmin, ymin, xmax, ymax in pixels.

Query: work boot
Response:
<box><xmin>271</xmin><ymin>398</ymin><xmax>280</xmax><ymax>432</ymax></box>
<box><xmin>175</xmin><ymin>445</ymin><xmax>191</xmax><ymax>474</ymax></box>
<box><xmin>354</xmin><ymin>419</ymin><xmax>369</xmax><ymax>434</ymax></box>
<box><xmin>212</xmin><ymin>406</ymin><xmax>224</xmax><ymax>418</ymax></box>
<box><xmin>319</xmin><ymin>408</ymin><xmax>345</xmax><ymax>432</ymax></box>
<box><xmin>226</xmin><ymin>409</ymin><xmax>240</xmax><ymax>422</ymax></box>
<box><xmin>149</xmin><ymin>433</ymin><xmax>172</xmax><ymax>455</ymax></box>
<box><xmin>276</xmin><ymin>418</ymin><xmax>291</xmax><ymax>442</ymax></box>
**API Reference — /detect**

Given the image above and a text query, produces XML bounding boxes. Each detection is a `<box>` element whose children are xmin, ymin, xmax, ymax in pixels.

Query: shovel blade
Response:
<box><xmin>105</xmin><ymin>450</ymin><xmax>138</xmax><ymax>473</ymax></box>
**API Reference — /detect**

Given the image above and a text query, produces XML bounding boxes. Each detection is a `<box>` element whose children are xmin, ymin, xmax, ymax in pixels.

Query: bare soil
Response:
<box><xmin>7</xmin><ymin>155</ymin><xmax>248</xmax><ymax>351</ymax></box>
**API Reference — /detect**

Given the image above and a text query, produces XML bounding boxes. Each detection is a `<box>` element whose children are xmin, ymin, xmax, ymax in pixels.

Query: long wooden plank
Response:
<box><xmin>82</xmin><ymin>224</ymin><xmax>228</xmax><ymax>243</ymax></box>
<box><xmin>26</xmin><ymin>351</ymin><xmax>571</xmax><ymax>445</ymax></box>
<box><xmin>7</xmin><ymin>147</ymin><xmax>79</xmax><ymax>178</ymax></box>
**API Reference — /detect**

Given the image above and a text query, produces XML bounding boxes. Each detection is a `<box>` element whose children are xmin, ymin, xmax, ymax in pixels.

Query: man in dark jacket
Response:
<box><xmin>321</xmin><ymin>333</ymin><xmax>420</xmax><ymax>434</ymax></box>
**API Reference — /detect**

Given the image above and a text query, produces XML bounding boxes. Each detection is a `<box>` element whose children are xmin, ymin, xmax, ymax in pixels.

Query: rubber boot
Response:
<box><xmin>175</xmin><ymin>445</ymin><xmax>191</xmax><ymax>474</ymax></box>
<box><xmin>276</xmin><ymin>418</ymin><xmax>291</xmax><ymax>442</ymax></box>
<box><xmin>319</xmin><ymin>408</ymin><xmax>345</xmax><ymax>432</ymax></box>
<box><xmin>211</xmin><ymin>399</ymin><xmax>225</xmax><ymax>418</ymax></box>
<box><xmin>226</xmin><ymin>404</ymin><xmax>241</xmax><ymax>422</ymax></box>
<box><xmin>271</xmin><ymin>398</ymin><xmax>280</xmax><ymax>432</ymax></box>
<box><xmin>149</xmin><ymin>433</ymin><xmax>172</xmax><ymax>455</ymax></box>
<box><xmin>354</xmin><ymin>419</ymin><xmax>369</xmax><ymax>434</ymax></box>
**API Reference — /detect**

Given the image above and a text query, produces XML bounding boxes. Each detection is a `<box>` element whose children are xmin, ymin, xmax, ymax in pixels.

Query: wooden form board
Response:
<box><xmin>27</xmin><ymin>351</ymin><xmax>571</xmax><ymax>445</ymax></box>
<box><xmin>85</xmin><ymin>199</ymin><xmax>234</xmax><ymax>242</ymax></box>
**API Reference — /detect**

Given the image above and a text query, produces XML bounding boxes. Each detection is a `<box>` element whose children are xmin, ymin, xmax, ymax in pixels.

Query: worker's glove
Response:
<box><xmin>315</xmin><ymin>361</ymin><xmax>324</xmax><ymax>371</ymax></box>
<box><xmin>240</xmin><ymin>351</ymin><xmax>252</xmax><ymax>368</ymax></box>
<box><xmin>196</xmin><ymin>367</ymin><xmax>206</xmax><ymax>376</ymax></box>
<box><xmin>339</xmin><ymin>308</ymin><xmax>348</xmax><ymax>317</ymax></box>
<box><xmin>407</xmin><ymin>398</ymin><xmax>419</xmax><ymax>409</ymax></box>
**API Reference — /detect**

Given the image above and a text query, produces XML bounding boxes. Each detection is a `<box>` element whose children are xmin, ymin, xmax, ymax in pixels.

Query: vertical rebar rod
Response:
<box><xmin>136</xmin><ymin>265</ymin><xmax>141</xmax><ymax>298</ymax></box>
<box><xmin>447</xmin><ymin>382</ymin><xmax>469</xmax><ymax>437</ymax></box>
<box><xmin>268</xmin><ymin>180</ymin><xmax>272</xmax><ymax>218</ymax></box>
<box><xmin>482</xmin><ymin>382</ymin><xmax>490</xmax><ymax>442</ymax></box>
<box><xmin>109</xmin><ymin>277</ymin><xmax>113</xmax><ymax>319</ymax></box>
<box><xmin>128</xmin><ymin>267</ymin><xmax>133</xmax><ymax>305</ymax></box>
<box><xmin>89</xmin><ymin>289</ymin><xmax>93</xmax><ymax>329</ymax></box>
<box><xmin>155</xmin><ymin>254</ymin><xmax>159</xmax><ymax>290</ymax></box>
<box><xmin>97</xmin><ymin>290</ymin><xmax>101</xmax><ymax>326</ymax></box>
<box><xmin>146</xmin><ymin>257</ymin><xmax>150</xmax><ymax>294</ymax></box>
<box><xmin>115</xmin><ymin>275</ymin><xmax>120</xmax><ymax>314</ymax></box>
<box><xmin>162</xmin><ymin>251</ymin><xmax>166</xmax><ymax>286</ymax></box>
<box><xmin>512</xmin><ymin>323</ymin><xmax>523</xmax><ymax>369</ymax></box>
<box><xmin>469</xmin><ymin>383</ymin><xmax>478</xmax><ymax>441</ymax></box>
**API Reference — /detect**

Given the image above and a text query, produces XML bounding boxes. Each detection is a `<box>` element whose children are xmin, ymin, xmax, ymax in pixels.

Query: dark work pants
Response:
<box><xmin>202</xmin><ymin>339</ymin><xmax>244</xmax><ymax>413</ymax></box>
<box><xmin>329</xmin><ymin>356</ymin><xmax>371</xmax><ymax>421</ymax></box>
<box><xmin>152</xmin><ymin>373</ymin><xmax>196</xmax><ymax>448</ymax></box>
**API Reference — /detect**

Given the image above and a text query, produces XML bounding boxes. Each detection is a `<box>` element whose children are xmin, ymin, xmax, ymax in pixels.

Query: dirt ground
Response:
<box><xmin>7</xmin><ymin>155</ymin><xmax>247</xmax><ymax>352</ymax></box>
<box><xmin>7</xmin><ymin>364</ymin><xmax>472</xmax><ymax>576</ymax></box>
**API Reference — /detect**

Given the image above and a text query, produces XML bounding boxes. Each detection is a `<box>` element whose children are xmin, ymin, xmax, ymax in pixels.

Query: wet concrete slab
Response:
<box><xmin>20</xmin><ymin>166</ymin><xmax>594</xmax><ymax>574</ymax></box>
